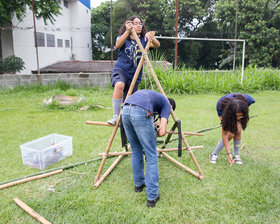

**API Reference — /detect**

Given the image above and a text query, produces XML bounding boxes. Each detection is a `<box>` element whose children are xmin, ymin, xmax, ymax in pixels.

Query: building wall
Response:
<box><xmin>0</xmin><ymin>73</ymin><xmax>111</xmax><ymax>89</ymax></box>
<box><xmin>69</xmin><ymin>1</ymin><xmax>92</xmax><ymax>61</ymax></box>
<box><xmin>3</xmin><ymin>0</ymin><xmax>92</xmax><ymax>74</ymax></box>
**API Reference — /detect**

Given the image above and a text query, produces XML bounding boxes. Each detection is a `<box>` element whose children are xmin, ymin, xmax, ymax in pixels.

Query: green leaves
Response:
<box><xmin>214</xmin><ymin>0</ymin><xmax>280</xmax><ymax>67</ymax></box>
<box><xmin>0</xmin><ymin>0</ymin><xmax>61</xmax><ymax>27</ymax></box>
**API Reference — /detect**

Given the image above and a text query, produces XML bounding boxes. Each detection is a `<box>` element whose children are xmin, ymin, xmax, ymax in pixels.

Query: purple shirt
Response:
<box><xmin>216</xmin><ymin>93</ymin><xmax>255</xmax><ymax>116</ymax></box>
<box><xmin>124</xmin><ymin>90</ymin><xmax>171</xmax><ymax>120</ymax></box>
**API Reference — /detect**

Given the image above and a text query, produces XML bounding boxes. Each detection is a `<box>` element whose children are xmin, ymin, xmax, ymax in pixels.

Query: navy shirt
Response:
<box><xmin>216</xmin><ymin>93</ymin><xmax>255</xmax><ymax>116</ymax></box>
<box><xmin>124</xmin><ymin>90</ymin><xmax>171</xmax><ymax>120</ymax></box>
<box><xmin>113</xmin><ymin>35</ymin><xmax>148</xmax><ymax>82</ymax></box>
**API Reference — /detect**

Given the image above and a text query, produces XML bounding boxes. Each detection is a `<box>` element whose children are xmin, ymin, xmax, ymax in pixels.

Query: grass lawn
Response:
<box><xmin>0</xmin><ymin>87</ymin><xmax>279</xmax><ymax>223</ymax></box>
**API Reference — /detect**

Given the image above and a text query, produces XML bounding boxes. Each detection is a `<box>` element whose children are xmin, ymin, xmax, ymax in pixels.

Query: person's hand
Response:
<box><xmin>154</xmin><ymin>121</ymin><xmax>160</xmax><ymax>136</ymax></box>
<box><xmin>228</xmin><ymin>153</ymin><xmax>234</xmax><ymax>166</ymax></box>
<box><xmin>125</xmin><ymin>21</ymin><xmax>133</xmax><ymax>31</ymax></box>
<box><xmin>145</xmin><ymin>31</ymin><xmax>153</xmax><ymax>42</ymax></box>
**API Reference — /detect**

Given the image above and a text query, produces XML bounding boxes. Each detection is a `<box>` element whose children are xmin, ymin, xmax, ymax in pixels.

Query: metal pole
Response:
<box><xmin>31</xmin><ymin>0</ymin><xmax>42</xmax><ymax>84</ymax></box>
<box><xmin>175</xmin><ymin>0</ymin><xmax>179</xmax><ymax>67</ymax></box>
<box><xmin>241</xmin><ymin>40</ymin><xmax>245</xmax><ymax>84</ymax></box>
<box><xmin>110</xmin><ymin>0</ymin><xmax>113</xmax><ymax>68</ymax></box>
<box><xmin>233</xmin><ymin>0</ymin><xmax>238</xmax><ymax>71</ymax></box>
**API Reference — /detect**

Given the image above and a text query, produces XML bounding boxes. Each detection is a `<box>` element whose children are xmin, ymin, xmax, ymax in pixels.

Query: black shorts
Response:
<box><xmin>111</xmin><ymin>68</ymin><xmax>139</xmax><ymax>100</ymax></box>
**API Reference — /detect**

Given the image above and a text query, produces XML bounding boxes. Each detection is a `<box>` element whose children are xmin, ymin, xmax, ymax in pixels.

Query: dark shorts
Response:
<box><xmin>111</xmin><ymin>68</ymin><xmax>139</xmax><ymax>100</ymax></box>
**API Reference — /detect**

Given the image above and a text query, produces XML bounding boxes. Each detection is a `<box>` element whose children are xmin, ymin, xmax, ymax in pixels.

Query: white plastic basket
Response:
<box><xmin>20</xmin><ymin>134</ymin><xmax>73</xmax><ymax>169</ymax></box>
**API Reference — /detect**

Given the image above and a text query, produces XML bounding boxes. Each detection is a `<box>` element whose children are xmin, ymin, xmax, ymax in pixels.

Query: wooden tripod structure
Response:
<box><xmin>86</xmin><ymin>30</ymin><xmax>204</xmax><ymax>188</ymax></box>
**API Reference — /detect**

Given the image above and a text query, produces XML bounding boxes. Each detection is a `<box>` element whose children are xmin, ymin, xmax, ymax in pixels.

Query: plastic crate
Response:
<box><xmin>20</xmin><ymin>134</ymin><xmax>73</xmax><ymax>169</ymax></box>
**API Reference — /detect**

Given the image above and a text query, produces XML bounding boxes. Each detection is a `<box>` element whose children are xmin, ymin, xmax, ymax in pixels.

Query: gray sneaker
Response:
<box><xmin>107</xmin><ymin>115</ymin><xmax>118</xmax><ymax>125</ymax></box>
<box><xmin>234</xmin><ymin>154</ymin><xmax>243</xmax><ymax>165</ymax></box>
<box><xmin>209</xmin><ymin>154</ymin><xmax>218</xmax><ymax>164</ymax></box>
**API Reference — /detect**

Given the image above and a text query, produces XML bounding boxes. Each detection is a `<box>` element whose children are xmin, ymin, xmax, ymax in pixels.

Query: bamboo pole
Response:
<box><xmin>98</xmin><ymin>146</ymin><xmax>203</xmax><ymax>157</ymax></box>
<box><xmin>94</xmin><ymin>155</ymin><xmax>124</xmax><ymax>188</ymax></box>
<box><xmin>0</xmin><ymin>158</ymin><xmax>102</xmax><ymax>187</ymax></box>
<box><xmin>13</xmin><ymin>198</ymin><xmax>51</xmax><ymax>224</ymax></box>
<box><xmin>85</xmin><ymin>121</ymin><xmax>203</xmax><ymax>136</ymax></box>
<box><xmin>161</xmin><ymin>152</ymin><xmax>204</xmax><ymax>180</ymax></box>
<box><xmin>131</xmin><ymin>29</ymin><xmax>204</xmax><ymax>179</ymax></box>
<box><xmin>93</xmin><ymin>32</ymin><xmax>154</xmax><ymax>186</ymax></box>
<box><xmin>86</xmin><ymin>121</ymin><xmax>115</xmax><ymax>127</ymax></box>
<box><xmin>0</xmin><ymin>169</ymin><xmax>63</xmax><ymax>190</ymax></box>
<box><xmin>166</xmin><ymin>131</ymin><xmax>204</xmax><ymax>136</ymax></box>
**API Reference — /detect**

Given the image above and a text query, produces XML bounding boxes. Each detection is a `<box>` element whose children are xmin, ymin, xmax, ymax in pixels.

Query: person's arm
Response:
<box><xmin>222</xmin><ymin>129</ymin><xmax>234</xmax><ymax>165</ymax></box>
<box><xmin>115</xmin><ymin>21</ymin><xmax>133</xmax><ymax>49</ymax></box>
<box><xmin>158</xmin><ymin>117</ymin><xmax>168</xmax><ymax>136</ymax></box>
<box><xmin>145</xmin><ymin>31</ymin><xmax>160</xmax><ymax>48</ymax></box>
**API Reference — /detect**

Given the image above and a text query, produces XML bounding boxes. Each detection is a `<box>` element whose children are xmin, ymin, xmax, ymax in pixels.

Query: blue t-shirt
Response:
<box><xmin>216</xmin><ymin>93</ymin><xmax>255</xmax><ymax>116</ymax></box>
<box><xmin>113</xmin><ymin>35</ymin><xmax>148</xmax><ymax>82</ymax></box>
<box><xmin>124</xmin><ymin>90</ymin><xmax>171</xmax><ymax>120</ymax></box>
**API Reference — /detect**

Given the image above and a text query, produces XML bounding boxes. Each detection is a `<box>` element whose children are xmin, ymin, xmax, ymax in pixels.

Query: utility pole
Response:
<box><xmin>233</xmin><ymin>0</ymin><xmax>238</xmax><ymax>71</ymax></box>
<box><xmin>31</xmin><ymin>0</ymin><xmax>42</xmax><ymax>84</ymax></box>
<box><xmin>110</xmin><ymin>0</ymin><xmax>113</xmax><ymax>68</ymax></box>
<box><xmin>175</xmin><ymin>0</ymin><xmax>179</xmax><ymax>67</ymax></box>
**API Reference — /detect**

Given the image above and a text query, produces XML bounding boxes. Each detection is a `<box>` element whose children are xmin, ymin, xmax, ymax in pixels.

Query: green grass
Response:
<box><xmin>141</xmin><ymin>66</ymin><xmax>280</xmax><ymax>94</ymax></box>
<box><xmin>0</xmin><ymin>86</ymin><xmax>279</xmax><ymax>223</ymax></box>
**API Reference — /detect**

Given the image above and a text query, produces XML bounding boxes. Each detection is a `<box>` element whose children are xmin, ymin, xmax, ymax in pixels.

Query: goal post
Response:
<box><xmin>154</xmin><ymin>36</ymin><xmax>246</xmax><ymax>84</ymax></box>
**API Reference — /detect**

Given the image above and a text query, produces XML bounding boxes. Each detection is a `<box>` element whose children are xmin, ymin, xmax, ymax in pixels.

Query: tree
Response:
<box><xmin>0</xmin><ymin>0</ymin><xmax>61</xmax><ymax>60</ymax></box>
<box><xmin>214</xmin><ymin>0</ymin><xmax>280</xmax><ymax>67</ymax></box>
<box><xmin>0</xmin><ymin>0</ymin><xmax>61</xmax><ymax>27</ymax></box>
<box><xmin>92</xmin><ymin>1</ymin><xmax>112</xmax><ymax>60</ymax></box>
<box><xmin>91</xmin><ymin>0</ymin><xmax>226</xmax><ymax>68</ymax></box>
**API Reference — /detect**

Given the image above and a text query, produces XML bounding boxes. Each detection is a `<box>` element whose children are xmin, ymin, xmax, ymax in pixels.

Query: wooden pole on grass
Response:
<box><xmin>161</xmin><ymin>152</ymin><xmax>203</xmax><ymax>179</ymax></box>
<box><xmin>0</xmin><ymin>169</ymin><xmax>63</xmax><ymax>190</ymax></box>
<box><xmin>131</xmin><ymin>29</ymin><xmax>204</xmax><ymax>179</ymax></box>
<box><xmin>13</xmin><ymin>198</ymin><xmax>51</xmax><ymax>224</ymax></box>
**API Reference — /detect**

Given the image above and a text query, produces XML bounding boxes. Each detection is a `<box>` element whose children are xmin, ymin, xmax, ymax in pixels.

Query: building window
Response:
<box><xmin>65</xmin><ymin>40</ymin><xmax>70</xmax><ymax>48</ymax></box>
<box><xmin>64</xmin><ymin>0</ymin><xmax>69</xmax><ymax>8</ymax></box>
<box><xmin>47</xmin><ymin>34</ymin><xmax>55</xmax><ymax>47</ymax></box>
<box><xmin>57</xmin><ymin>39</ymin><xmax>63</xmax><ymax>47</ymax></box>
<box><xmin>36</xmin><ymin>32</ymin><xmax>45</xmax><ymax>47</ymax></box>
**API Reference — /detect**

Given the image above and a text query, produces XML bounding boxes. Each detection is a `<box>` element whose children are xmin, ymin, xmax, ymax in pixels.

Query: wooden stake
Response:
<box><xmin>13</xmin><ymin>198</ymin><xmax>52</xmax><ymax>224</ymax></box>
<box><xmin>0</xmin><ymin>169</ymin><xmax>63</xmax><ymax>190</ymax></box>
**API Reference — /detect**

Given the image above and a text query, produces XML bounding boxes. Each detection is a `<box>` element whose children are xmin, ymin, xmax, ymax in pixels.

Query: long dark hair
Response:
<box><xmin>118</xmin><ymin>16</ymin><xmax>146</xmax><ymax>37</ymax></box>
<box><xmin>220</xmin><ymin>94</ymin><xmax>249</xmax><ymax>133</ymax></box>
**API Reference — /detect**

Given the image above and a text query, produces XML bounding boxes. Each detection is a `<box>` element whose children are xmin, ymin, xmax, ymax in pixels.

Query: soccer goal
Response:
<box><xmin>155</xmin><ymin>36</ymin><xmax>246</xmax><ymax>84</ymax></box>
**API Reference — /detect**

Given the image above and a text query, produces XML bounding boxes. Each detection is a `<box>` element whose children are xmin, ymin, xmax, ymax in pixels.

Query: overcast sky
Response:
<box><xmin>91</xmin><ymin>0</ymin><xmax>105</xmax><ymax>8</ymax></box>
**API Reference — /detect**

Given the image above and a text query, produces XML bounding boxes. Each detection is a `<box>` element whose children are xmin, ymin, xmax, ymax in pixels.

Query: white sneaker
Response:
<box><xmin>107</xmin><ymin>115</ymin><xmax>118</xmax><ymax>125</ymax></box>
<box><xmin>210</xmin><ymin>154</ymin><xmax>218</xmax><ymax>164</ymax></box>
<box><xmin>234</xmin><ymin>155</ymin><xmax>243</xmax><ymax>165</ymax></box>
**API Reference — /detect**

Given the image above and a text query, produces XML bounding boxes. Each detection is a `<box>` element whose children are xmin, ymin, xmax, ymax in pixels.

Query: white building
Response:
<box><xmin>1</xmin><ymin>0</ymin><xmax>92</xmax><ymax>74</ymax></box>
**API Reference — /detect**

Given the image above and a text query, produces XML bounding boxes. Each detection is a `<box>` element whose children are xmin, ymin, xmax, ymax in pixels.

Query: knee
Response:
<box><xmin>114</xmin><ymin>82</ymin><xmax>125</xmax><ymax>92</ymax></box>
<box><xmin>227</xmin><ymin>132</ymin><xmax>235</xmax><ymax>140</ymax></box>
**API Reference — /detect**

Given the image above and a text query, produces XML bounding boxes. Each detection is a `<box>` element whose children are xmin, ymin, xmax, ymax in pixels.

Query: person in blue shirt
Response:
<box><xmin>107</xmin><ymin>16</ymin><xmax>160</xmax><ymax>125</ymax></box>
<box><xmin>210</xmin><ymin>93</ymin><xmax>255</xmax><ymax>165</ymax></box>
<box><xmin>122</xmin><ymin>90</ymin><xmax>176</xmax><ymax>207</ymax></box>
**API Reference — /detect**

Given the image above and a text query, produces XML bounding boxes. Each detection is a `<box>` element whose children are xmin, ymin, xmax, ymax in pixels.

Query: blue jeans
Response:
<box><xmin>122</xmin><ymin>105</ymin><xmax>159</xmax><ymax>201</ymax></box>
